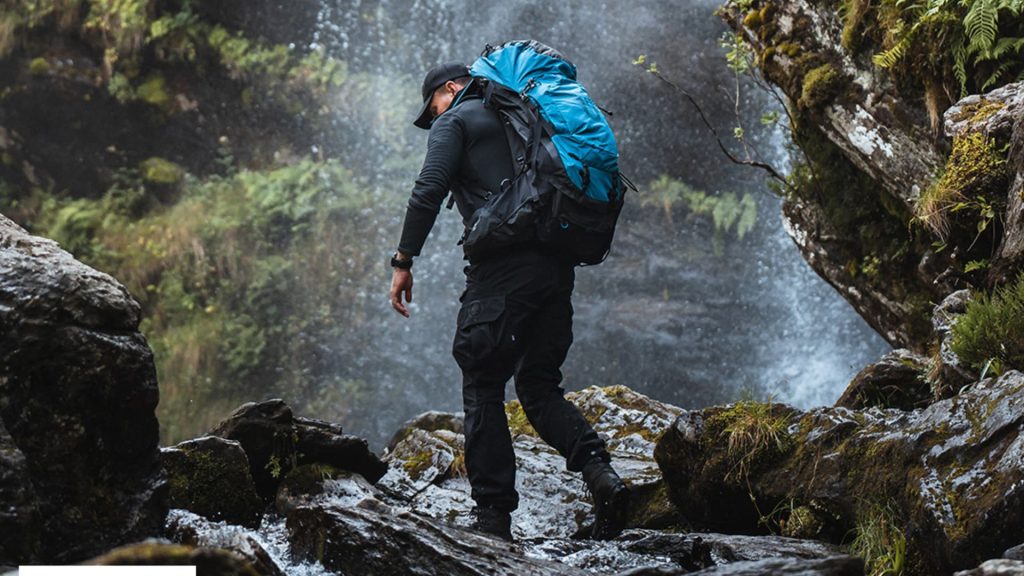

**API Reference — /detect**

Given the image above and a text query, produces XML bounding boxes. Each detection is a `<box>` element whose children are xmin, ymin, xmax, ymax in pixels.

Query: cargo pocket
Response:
<box><xmin>452</xmin><ymin>296</ymin><xmax>507</xmax><ymax>370</ymax></box>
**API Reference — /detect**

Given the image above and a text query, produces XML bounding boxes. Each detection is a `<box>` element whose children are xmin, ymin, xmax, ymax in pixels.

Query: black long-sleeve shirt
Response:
<box><xmin>397</xmin><ymin>91</ymin><xmax>515</xmax><ymax>257</ymax></box>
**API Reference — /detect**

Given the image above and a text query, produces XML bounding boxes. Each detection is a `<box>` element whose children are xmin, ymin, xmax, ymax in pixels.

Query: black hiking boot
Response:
<box><xmin>583</xmin><ymin>459</ymin><xmax>631</xmax><ymax>540</ymax></box>
<box><xmin>470</xmin><ymin>506</ymin><xmax>513</xmax><ymax>541</ymax></box>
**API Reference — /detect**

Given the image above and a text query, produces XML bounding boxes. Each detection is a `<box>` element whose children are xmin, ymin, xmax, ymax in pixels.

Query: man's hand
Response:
<box><xmin>390</xmin><ymin>268</ymin><xmax>413</xmax><ymax>318</ymax></box>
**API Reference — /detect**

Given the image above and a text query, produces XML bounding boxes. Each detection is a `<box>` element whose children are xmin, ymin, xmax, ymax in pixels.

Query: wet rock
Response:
<box><xmin>1005</xmin><ymin>543</ymin><xmax>1024</xmax><ymax>560</ymax></box>
<box><xmin>697</xmin><ymin>533</ymin><xmax>847</xmax><ymax>564</ymax></box>
<box><xmin>991</xmin><ymin>106</ymin><xmax>1024</xmax><ymax>281</ymax></box>
<box><xmin>930</xmin><ymin>290</ymin><xmax>976</xmax><ymax>399</ymax></box>
<box><xmin>835</xmin><ymin>349</ymin><xmax>930</xmax><ymax>410</ymax></box>
<box><xmin>275</xmin><ymin>465</ymin><xmax>379</xmax><ymax>515</ymax></box>
<box><xmin>164</xmin><ymin>510</ymin><xmax>285</xmax><ymax>576</ymax></box>
<box><xmin>685</xmin><ymin>556</ymin><xmax>864</xmax><ymax>576</ymax></box>
<box><xmin>0</xmin><ymin>214</ymin><xmax>166</xmax><ymax>563</ymax></box>
<box><xmin>85</xmin><ymin>539</ymin><xmax>263</xmax><ymax>575</ymax></box>
<box><xmin>209</xmin><ymin>399</ymin><xmax>386</xmax><ymax>501</ymax></box>
<box><xmin>293</xmin><ymin>416</ymin><xmax>388</xmax><ymax>485</ymax></box>
<box><xmin>385</xmin><ymin>410</ymin><xmax>465</xmax><ymax>452</ymax></box>
<box><xmin>525</xmin><ymin>530</ymin><xmax>848</xmax><ymax>574</ymax></box>
<box><xmin>524</xmin><ymin>530</ymin><xmax>715</xmax><ymax>573</ymax></box>
<box><xmin>378</xmin><ymin>385</ymin><xmax>683</xmax><ymax>539</ymax></box>
<box><xmin>954</xmin><ymin>559</ymin><xmax>1024</xmax><ymax>576</ymax></box>
<box><xmin>162</xmin><ymin>436</ymin><xmax>264</xmax><ymax>528</ymax></box>
<box><xmin>655</xmin><ymin>371</ymin><xmax>1024</xmax><ymax>574</ymax></box>
<box><xmin>209</xmin><ymin>400</ymin><xmax>298</xmax><ymax>500</ymax></box>
<box><xmin>0</xmin><ymin>418</ymin><xmax>40</xmax><ymax>565</ymax></box>
<box><xmin>944</xmin><ymin>81</ymin><xmax>1024</xmax><ymax>143</ymax></box>
<box><xmin>287</xmin><ymin>500</ymin><xmax>591</xmax><ymax>576</ymax></box>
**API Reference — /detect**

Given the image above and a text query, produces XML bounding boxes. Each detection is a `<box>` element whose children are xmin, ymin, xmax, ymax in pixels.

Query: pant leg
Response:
<box><xmin>513</xmin><ymin>266</ymin><xmax>610</xmax><ymax>472</ymax></box>
<box><xmin>453</xmin><ymin>292</ymin><xmax>520</xmax><ymax>512</ymax></box>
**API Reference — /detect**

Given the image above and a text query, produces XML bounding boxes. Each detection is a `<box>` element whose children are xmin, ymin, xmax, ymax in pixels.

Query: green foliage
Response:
<box><xmin>139</xmin><ymin>156</ymin><xmax>184</xmax><ymax>185</ymax></box>
<box><xmin>704</xmin><ymin>400</ymin><xmax>793</xmax><ymax>482</ymax></box>
<box><xmin>872</xmin><ymin>0</ymin><xmax>1024</xmax><ymax>96</ymax></box>
<box><xmin>33</xmin><ymin>157</ymin><xmax>389</xmax><ymax>443</ymax></box>
<box><xmin>914</xmin><ymin>132</ymin><xmax>1007</xmax><ymax>241</ymax></box>
<box><xmin>718</xmin><ymin>32</ymin><xmax>755</xmax><ymax>73</ymax></box>
<box><xmin>2</xmin><ymin>0</ymin><xmax>348</xmax><ymax>112</ymax></box>
<box><xmin>849</xmin><ymin>502</ymin><xmax>907</xmax><ymax>576</ymax></box>
<box><xmin>643</xmin><ymin>175</ymin><xmax>758</xmax><ymax>244</ymax></box>
<box><xmin>950</xmin><ymin>273</ymin><xmax>1024</xmax><ymax>375</ymax></box>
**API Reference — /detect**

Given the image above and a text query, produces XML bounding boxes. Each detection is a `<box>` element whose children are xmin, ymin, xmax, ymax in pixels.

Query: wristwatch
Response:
<box><xmin>390</xmin><ymin>252</ymin><xmax>413</xmax><ymax>270</ymax></box>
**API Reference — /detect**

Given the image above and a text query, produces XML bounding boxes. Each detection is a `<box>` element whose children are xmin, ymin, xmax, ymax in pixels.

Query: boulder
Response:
<box><xmin>930</xmin><ymin>290</ymin><xmax>976</xmax><ymax>399</ymax></box>
<box><xmin>286</xmin><ymin>500</ymin><xmax>593</xmax><ymax>576</ymax></box>
<box><xmin>209</xmin><ymin>399</ymin><xmax>386</xmax><ymax>500</ymax></box>
<box><xmin>377</xmin><ymin>385</ymin><xmax>684</xmax><ymax>539</ymax></box>
<box><xmin>684</xmin><ymin>556</ymin><xmax>864</xmax><ymax>576</ymax></box>
<box><xmin>275</xmin><ymin>465</ymin><xmax>380</xmax><ymax>516</ymax></box>
<box><xmin>525</xmin><ymin>530</ymin><xmax>849</xmax><ymax>574</ymax></box>
<box><xmin>655</xmin><ymin>371</ymin><xmax>1024</xmax><ymax>574</ymax></box>
<box><xmin>161</xmin><ymin>436</ymin><xmax>264</xmax><ymax>527</ymax></box>
<box><xmin>0</xmin><ymin>418</ymin><xmax>40</xmax><ymax>568</ymax></box>
<box><xmin>954</xmin><ymin>559</ymin><xmax>1024</xmax><ymax>576</ymax></box>
<box><xmin>164</xmin><ymin>510</ymin><xmax>285</xmax><ymax>576</ymax></box>
<box><xmin>835</xmin><ymin>349</ymin><xmax>930</xmax><ymax>410</ymax></box>
<box><xmin>0</xmin><ymin>214</ymin><xmax>165</xmax><ymax>563</ymax></box>
<box><xmin>85</xmin><ymin>540</ymin><xmax>264</xmax><ymax>575</ymax></box>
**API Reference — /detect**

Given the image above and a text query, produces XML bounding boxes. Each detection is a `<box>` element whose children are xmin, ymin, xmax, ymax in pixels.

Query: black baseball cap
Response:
<box><xmin>413</xmin><ymin>61</ymin><xmax>470</xmax><ymax>130</ymax></box>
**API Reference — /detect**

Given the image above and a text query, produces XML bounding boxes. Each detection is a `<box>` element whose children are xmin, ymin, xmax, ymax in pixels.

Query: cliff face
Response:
<box><xmin>718</xmin><ymin>0</ymin><xmax>1024</xmax><ymax>359</ymax></box>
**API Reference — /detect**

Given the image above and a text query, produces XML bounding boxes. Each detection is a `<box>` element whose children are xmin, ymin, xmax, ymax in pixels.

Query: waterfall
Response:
<box><xmin>303</xmin><ymin>0</ymin><xmax>890</xmax><ymax>446</ymax></box>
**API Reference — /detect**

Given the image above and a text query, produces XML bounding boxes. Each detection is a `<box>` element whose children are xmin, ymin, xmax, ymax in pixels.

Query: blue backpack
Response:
<box><xmin>461</xmin><ymin>40</ymin><xmax>633</xmax><ymax>265</ymax></box>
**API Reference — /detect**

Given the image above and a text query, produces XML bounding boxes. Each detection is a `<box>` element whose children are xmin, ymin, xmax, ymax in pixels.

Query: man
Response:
<box><xmin>388</xmin><ymin>61</ymin><xmax>630</xmax><ymax>541</ymax></box>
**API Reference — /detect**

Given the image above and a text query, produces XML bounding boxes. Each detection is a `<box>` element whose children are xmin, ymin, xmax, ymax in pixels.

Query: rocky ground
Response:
<box><xmin>4</xmin><ymin>208</ymin><xmax>1024</xmax><ymax>575</ymax></box>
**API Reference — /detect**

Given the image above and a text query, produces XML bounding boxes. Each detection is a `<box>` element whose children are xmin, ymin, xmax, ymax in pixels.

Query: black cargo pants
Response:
<box><xmin>452</xmin><ymin>245</ymin><xmax>610</xmax><ymax>512</ymax></box>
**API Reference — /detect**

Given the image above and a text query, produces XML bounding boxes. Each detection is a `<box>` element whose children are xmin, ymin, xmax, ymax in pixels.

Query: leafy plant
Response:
<box><xmin>950</xmin><ymin>272</ymin><xmax>1024</xmax><ymax>375</ymax></box>
<box><xmin>914</xmin><ymin>131</ymin><xmax>1007</xmax><ymax>242</ymax></box>
<box><xmin>643</xmin><ymin>175</ymin><xmax>757</xmax><ymax>242</ymax></box>
<box><xmin>872</xmin><ymin>0</ymin><xmax>1024</xmax><ymax>96</ymax></box>
<box><xmin>849</xmin><ymin>501</ymin><xmax>907</xmax><ymax>576</ymax></box>
<box><xmin>33</xmin><ymin>158</ymin><xmax>390</xmax><ymax>443</ymax></box>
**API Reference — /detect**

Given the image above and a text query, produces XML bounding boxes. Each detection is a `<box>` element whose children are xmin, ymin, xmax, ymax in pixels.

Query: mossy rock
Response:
<box><xmin>161</xmin><ymin>436</ymin><xmax>264</xmax><ymax>528</ymax></box>
<box><xmin>86</xmin><ymin>540</ymin><xmax>263</xmax><ymax>576</ymax></box>
<box><xmin>655</xmin><ymin>372</ymin><xmax>1024</xmax><ymax>574</ymax></box>
<box><xmin>798</xmin><ymin>63</ymin><xmax>842</xmax><ymax>110</ymax></box>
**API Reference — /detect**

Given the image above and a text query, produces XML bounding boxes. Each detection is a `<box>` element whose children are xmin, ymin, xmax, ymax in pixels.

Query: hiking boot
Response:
<box><xmin>583</xmin><ymin>459</ymin><xmax>631</xmax><ymax>540</ymax></box>
<box><xmin>470</xmin><ymin>506</ymin><xmax>513</xmax><ymax>541</ymax></box>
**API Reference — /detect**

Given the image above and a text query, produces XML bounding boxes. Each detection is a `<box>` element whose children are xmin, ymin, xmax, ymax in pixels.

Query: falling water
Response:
<box><xmin>297</xmin><ymin>0</ymin><xmax>889</xmax><ymax>446</ymax></box>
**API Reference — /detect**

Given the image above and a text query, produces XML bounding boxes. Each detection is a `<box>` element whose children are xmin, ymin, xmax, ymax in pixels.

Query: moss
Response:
<box><xmin>139</xmin><ymin>157</ymin><xmax>185</xmax><ymax>185</ymax></box>
<box><xmin>840</xmin><ymin>0</ymin><xmax>872</xmax><ymax>51</ymax></box>
<box><xmin>915</xmin><ymin>131</ymin><xmax>1008</xmax><ymax>242</ymax></box>
<box><xmin>505</xmin><ymin>400</ymin><xmax>538</xmax><ymax>437</ymax></box>
<box><xmin>703</xmin><ymin>401</ymin><xmax>794</xmax><ymax>481</ymax></box>
<box><xmin>28</xmin><ymin>57</ymin><xmax>50</xmax><ymax>75</ymax></box>
<box><xmin>776</xmin><ymin>42</ymin><xmax>800</xmax><ymax>57</ymax></box>
<box><xmin>743</xmin><ymin>9</ymin><xmax>763</xmax><ymax>28</ymax></box>
<box><xmin>949</xmin><ymin>98</ymin><xmax>1007</xmax><ymax>125</ymax></box>
<box><xmin>136</xmin><ymin>73</ymin><xmax>172</xmax><ymax>108</ymax></box>
<box><xmin>402</xmin><ymin>449</ymin><xmax>434</xmax><ymax>481</ymax></box>
<box><xmin>798</xmin><ymin>63</ymin><xmax>842</xmax><ymax>110</ymax></box>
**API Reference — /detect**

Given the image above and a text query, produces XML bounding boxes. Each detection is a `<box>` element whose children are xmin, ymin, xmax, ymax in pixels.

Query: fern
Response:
<box><xmin>873</xmin><ymin>0</ymin><xmax>1024</xmax><ymax>96</ymax></box>
<box><xmin>964</xmin><ymin>0</ymin><xmax>999</xmax><ymax>54</ymax></box>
